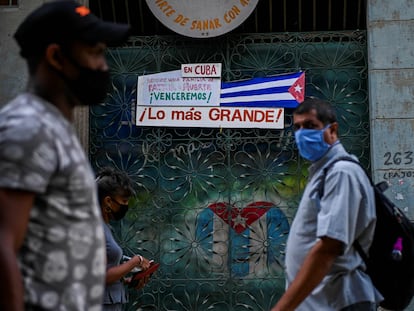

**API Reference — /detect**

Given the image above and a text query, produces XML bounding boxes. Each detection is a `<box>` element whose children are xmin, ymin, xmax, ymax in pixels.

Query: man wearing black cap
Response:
<box><xmin>0</xmin><ymin>1</ymin><xmax>130</xmax><ymax>310</ymax></box>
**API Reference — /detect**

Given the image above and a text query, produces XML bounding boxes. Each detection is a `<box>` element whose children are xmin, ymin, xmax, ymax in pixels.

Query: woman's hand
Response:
<box><xmin>132</xmin><ymin>255</ymin><xmax>151</xmax><ymax>271</ymax></box>
<box><xmin>126</xmin><ymin>256</ymin><xmax>155</xmax><ymax>290</ymax></box>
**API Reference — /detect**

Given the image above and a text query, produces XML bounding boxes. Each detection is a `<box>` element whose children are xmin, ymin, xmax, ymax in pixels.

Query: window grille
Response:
<box><xmin>0</xmin><ymin>0</ymin><xmax>17</xmax><ymax>6</ymax></box>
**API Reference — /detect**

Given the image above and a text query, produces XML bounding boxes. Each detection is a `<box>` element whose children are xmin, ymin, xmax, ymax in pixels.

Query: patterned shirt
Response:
<box><xmin>0</xmin><ymin>93</ymin><xmax>106</xmax><ymax>311</ymax></box>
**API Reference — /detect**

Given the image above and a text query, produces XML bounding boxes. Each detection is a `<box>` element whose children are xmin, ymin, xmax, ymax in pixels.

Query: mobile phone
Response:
<box><xmin>129</xmin><ymin>261</ymin><xmax>160</xmax><ymax>288</ymax></box>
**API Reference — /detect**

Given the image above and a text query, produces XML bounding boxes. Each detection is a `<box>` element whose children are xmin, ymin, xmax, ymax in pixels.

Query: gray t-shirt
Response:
<box><xmin>0</xmin><ymin>93</ymin><xmax>106</xmax><ymax>310</ymax></box>
<box><xmin>285</xmin><ymin>143</ymin><xmax>382</xmax><ymax>310</ymax></box>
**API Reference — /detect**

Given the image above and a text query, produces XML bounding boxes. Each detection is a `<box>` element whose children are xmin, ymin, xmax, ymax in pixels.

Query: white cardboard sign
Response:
<box><xmin>137</xmin><ymin>70</ymin><xmax>221</xmax><ymax>107</ymax></box>
<box><xmin>136</xmin><ymin>106</ymin><xmax>284</xmax><ymax>129</ymax></box>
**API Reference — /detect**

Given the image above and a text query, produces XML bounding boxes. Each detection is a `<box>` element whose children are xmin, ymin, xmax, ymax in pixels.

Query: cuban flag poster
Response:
<box><xmin>221</xmin><ymin>71</ymin><xmax>305</xmax><ymax>109</ymax></box>
<box><xmin>196</xmin><ymin>201</ymin><xmax>290</xmax><ymax>277</ymax></box>
<box><xmin>136</xmin><ymin>66</ymin><xmax>305</xmax><ymax>128</ymax></box>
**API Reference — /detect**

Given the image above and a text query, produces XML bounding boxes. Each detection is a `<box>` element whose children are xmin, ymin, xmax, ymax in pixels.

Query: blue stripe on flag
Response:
<box><xmin>221</xmin><ymin>72</ymin><xmax>301</xmax><ymax>90</ymax></box>
<box><xmin>220</xmin><ymin>85</ymin><xmax>290</xmax><ymax>98</ymax></box>
<box><xmin>230</xmin><ymin>227</ymin><xmax>250</xmax><ymax>277</ymax></box>
<box><xmin>197</xmin><ymin>208</ymin><xmax>214</xmax><ymax>254</ymax></box>
<box><xmin>266</xmin><ymin>209</ymin><xmax>290</xmax><ymax>267</ymax></box>
<box><xmin>220</xmin><ymin>100</ymin><xmax>299</xmax><ymax>109</ymax></box>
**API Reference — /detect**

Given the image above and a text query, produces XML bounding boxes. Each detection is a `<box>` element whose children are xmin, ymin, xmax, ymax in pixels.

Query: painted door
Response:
<box><xmin>90</xmin><ymin>31</ymin><xmax>368</xmax><ymax>310</ymax></box>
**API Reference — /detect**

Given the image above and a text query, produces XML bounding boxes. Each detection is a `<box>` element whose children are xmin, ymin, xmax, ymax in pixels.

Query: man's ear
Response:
<box><xmin>104</xmin><ymin>196</ymin><xmax>112</xmax><ymax>206</ymax></box>
<box><xmin>330</xmin><ymin>122</ymin><xmax>339</xmax><ymax>134</ymax></box>
<box><xmin>45</xmin><ymin>44</ymin><xmax>64</xmax><ymax>71</ymax></box>
<box><xmin>103</xmin><ymin>196</ymin><xmax>113</xmax><ymax>212</ymax></box>
<box><xmin>326</xmin><ymin>122</ymin><xmax>339</xmax><ymax>144</ymax></box>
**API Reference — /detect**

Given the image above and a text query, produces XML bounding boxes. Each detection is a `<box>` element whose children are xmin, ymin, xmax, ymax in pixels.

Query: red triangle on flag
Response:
<box><xmin>208</xmin><ymin>201</ymin><xmax>273</xmax><ymax>234</ymax></box>
<box><xmin>288</xmin><ymin>72</ymin><xmax>305</xmax><ymax>104</ymax></box>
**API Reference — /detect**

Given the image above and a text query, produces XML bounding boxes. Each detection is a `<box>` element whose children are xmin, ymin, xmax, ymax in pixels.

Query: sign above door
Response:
<box><xmin>145</xmin><ymin>0</ymin><xmax>259</xmax><ymax>38</ymax></box>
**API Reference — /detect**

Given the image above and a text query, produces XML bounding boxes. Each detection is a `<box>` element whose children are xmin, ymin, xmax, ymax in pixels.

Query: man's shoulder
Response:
<box><xmin>1</xmin><ymin>93</ymin><xmax>44</xmax><ymax>118</ymax></box>
<box><xmin>324</xmin><ymin>154</ymin><xmax>363</xmax><ymax>172</ymax></box>
<box><xmin>331</xmin><ymin>157</ymin><xmax>361</xmax><ymax>170</ymax></box>
<box><xmin>1</xmin><ymin>93</ymin><xmax>66</xmax><ymax>129</ymax></box>
<box><xmin>324</xmin><ymin>156</ymin><xmax>372</xmax><ymax>190</ymax></box>
<box><xmin>1</xmin><ymin>95</ymin><xmax>41</xmax><ymax>136</ymax></box>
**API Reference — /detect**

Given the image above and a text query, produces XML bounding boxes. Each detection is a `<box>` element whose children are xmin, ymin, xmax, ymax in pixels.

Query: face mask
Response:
<box><xmin>65</xmin><ymin>61</ymin><xmax>110</xmax><ymax>106</ymax></box>
<box><xmin>54</xmin><ymin>50</ymin><xmax>111</xmax><ymax>106</ymax></box>
<box><xmin>294</xmin><ymin>125</ymin><xmax>331</xmax><ymax>162</ymax></box>
<box><xmin>110</xmin><ymin>198</ymin><xmax>129</xmax><ymax>221</ymax></box>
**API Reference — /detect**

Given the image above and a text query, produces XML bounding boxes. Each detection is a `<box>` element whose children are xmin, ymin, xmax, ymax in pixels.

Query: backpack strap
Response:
<box><xmin>318</xmin><ymin>156</ymin><xmax>371</xmax><ymax>264</ymax></box>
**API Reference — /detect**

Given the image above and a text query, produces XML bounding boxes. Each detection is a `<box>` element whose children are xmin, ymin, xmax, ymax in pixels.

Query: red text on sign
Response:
<box><xmin>182</xmin><ymin>64</ymin><xmax>219</xmax><ymax>77</ymax></box>
<box><xmin>209</xmin><ymin>108</ymin><xmax>275</xmax><ymax>122</ymax></box>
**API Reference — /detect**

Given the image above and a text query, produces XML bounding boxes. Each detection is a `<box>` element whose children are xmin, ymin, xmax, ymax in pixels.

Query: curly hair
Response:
<box><xmin>96</xmin><ymin>167</ymin><xmax>135</xmax><ymax>204</ymax></box>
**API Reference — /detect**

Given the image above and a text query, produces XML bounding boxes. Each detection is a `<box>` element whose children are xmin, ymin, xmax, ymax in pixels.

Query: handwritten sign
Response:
<box><xmin>136</xmin><ymin>106</ymin><xmax>284</xmax><ymax>129</ymax></box>
<box><xmin>137</xmin><ymin>70</ymin><xmax>221</xmax><ymax>106</ymax></box>
<box><xmin>145</xmin><ymin>0</ymin><xmax>259</xmax><ymax>38</ymax></box>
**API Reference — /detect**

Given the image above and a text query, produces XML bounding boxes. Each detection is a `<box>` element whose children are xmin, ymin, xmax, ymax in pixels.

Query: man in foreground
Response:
<box><xmin>0</xmin><ymin>1</ymin><xmax>130</xmax><ymax>310</ymax></box>
<box><xmin>271</xmin><ymin>97</ymin><xmax>382</xmax><ymax>310</ymax></box>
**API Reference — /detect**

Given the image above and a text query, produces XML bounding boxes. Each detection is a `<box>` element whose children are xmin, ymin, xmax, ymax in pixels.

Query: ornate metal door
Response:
<box><xmin>90</xmin><ymin>30</ymin><xmax>368</xmax><ymax>310</ymax></box>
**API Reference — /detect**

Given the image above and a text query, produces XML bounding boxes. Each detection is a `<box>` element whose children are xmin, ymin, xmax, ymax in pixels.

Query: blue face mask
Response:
<box><xmin>294</xmin><ymin>125</ymin><xmax>331</xmax><ymax>161</ymax></box>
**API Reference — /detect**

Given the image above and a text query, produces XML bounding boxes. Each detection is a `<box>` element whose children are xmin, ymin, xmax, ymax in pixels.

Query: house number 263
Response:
<box><xmin>384</xmin><ymin>151</ymin><xmax>414</xmax><ymax>165</ymax></box>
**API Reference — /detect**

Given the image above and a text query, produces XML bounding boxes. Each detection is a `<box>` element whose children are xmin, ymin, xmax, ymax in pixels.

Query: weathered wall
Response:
<box><xmin>0</xmin><ymin>1</ymin><xmax>40</xmax><ymax>105</ymax></box>
<box><xmin>368</xmin><ymin>1</ymin><xmax>414</xmax><ymax>308</ymax></box>
<box><xmin>368</xmin><ymin>0</ymin><xmax>414</xmax><ymax>224</ymax></box>
<box><xmin>0</xmin><ymin>0</ymin><xmax>89</xmax><ymax>152</ymax></box>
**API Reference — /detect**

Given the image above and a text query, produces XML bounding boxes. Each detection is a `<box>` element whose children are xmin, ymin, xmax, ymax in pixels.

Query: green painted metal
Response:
<box><xmin>90</xmin><ymin>31</ymin><xmax>368</xmax><ymax>310</ymax></box>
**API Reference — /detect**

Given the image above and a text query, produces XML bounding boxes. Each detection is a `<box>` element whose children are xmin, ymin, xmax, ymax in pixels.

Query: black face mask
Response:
<box><xmin>54</xmin><ymin>50</ymin><xmax>111</xmax><ymax>106</ymax></box>
<box><xmin>110</xmin><ymin>198</ymin><xmax>129</xmax><ymax>221</ymax></box>
<box><xmin>65</xmin><ymin>60</ymin><xmax>111</xmax><ymax>106</ymax></box>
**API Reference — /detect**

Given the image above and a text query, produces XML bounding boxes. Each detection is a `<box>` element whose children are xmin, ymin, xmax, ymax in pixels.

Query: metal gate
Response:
<box><xmin>90</xmin><ymin>30</ymin><xmax>368</xmax><ymax>310</ymax></box>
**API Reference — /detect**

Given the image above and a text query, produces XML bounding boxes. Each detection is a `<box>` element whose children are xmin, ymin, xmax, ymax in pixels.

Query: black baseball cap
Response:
<box><xmin>14</xmin><ymin>0</ymin><xmax>131</xmax><ymax>58</ymax></box>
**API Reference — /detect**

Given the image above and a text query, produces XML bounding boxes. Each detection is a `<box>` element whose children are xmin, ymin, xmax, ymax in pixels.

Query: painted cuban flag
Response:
<box><xmin>220</xmin><ymin>71</ymin><xmax>305</xmax><ymax>108</ymax></box>
<box><xmin>196</xmin><ymin>201</ymin><xmax>290</xmax><ymax>277</ymax></box>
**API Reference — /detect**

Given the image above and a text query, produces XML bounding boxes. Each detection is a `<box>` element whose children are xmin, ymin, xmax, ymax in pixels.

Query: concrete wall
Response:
<box><xmin>0</xmin><ymin>1</ymin><xmax>40</xmax><ymax>105</ymax></box>
<box><xmin>368</xmin><ymin>2</ymin><xmax>414</xmax><ymax>306</ymax></box>
<box><xmin>0</xmin><ymin>0</ymin><xmax>89</xmax><ymax>153</ymax></box>
<box><xmin>367</xmin><ymin>0</ymin><xmax>414</xmax><ymax>223</ymax></box>
<box><xmin>367</xmin><ymin>1</ymin><xmax>414</xmax><ymax>308</ymax></box>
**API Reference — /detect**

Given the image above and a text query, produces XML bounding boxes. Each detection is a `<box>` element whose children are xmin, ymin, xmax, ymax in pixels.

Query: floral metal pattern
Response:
<box><xmin>90</xmin><ymin>31</ymin><xmax>368</xmax><ymax>310</ymax></box>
